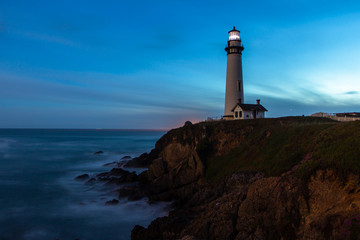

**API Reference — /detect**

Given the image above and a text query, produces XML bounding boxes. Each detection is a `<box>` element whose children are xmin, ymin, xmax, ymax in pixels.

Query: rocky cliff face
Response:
<box><xmin>131</xmin><ymin>117</ymin><xmax>360</xmax><ymax>240</ymax></box>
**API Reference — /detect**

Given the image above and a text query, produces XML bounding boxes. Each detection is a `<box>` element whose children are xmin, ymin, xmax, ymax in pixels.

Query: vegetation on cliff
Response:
<box><xmin>153</xmin><ymin>116</ymin><xmax>360</xmax><ymax>182</ymax></box>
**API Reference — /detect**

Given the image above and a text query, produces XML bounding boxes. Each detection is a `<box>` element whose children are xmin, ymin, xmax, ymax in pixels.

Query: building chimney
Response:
<box><xmin>256</xmin><ymin>99</ymin><xmax>260</xmax><ymax>105</ymax></box>
<box><xmin>238</xmin><ymin>98</ymin><xmax>242</xmax><ymax>104</ymax></box>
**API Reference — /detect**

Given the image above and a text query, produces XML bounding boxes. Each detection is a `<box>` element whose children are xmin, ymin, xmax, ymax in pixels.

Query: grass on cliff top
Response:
<box><xmin>296</xmin><ymin>120</ymin><xmax>360</xmax><ymax>179</ymax></box>
<box><xmin>204</xmin><ymin>117</ymin><xmax>360</xmax><ymax>182</ymax></box>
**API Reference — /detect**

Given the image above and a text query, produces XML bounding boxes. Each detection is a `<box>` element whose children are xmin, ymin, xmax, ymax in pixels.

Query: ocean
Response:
<box><xmin>0</xmin><ymin>129</ymin><xmax>168</xmax><ymax>240</ymax></box>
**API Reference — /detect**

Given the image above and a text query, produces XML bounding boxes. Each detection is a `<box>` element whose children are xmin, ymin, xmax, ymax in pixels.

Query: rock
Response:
<box><xmin>105</xmin><ymin>172</ymin><xmax>138</xmax><ymax>185</ymax></box>
<box><xmin>297</xmin><ymin>170</ymin><xmax>360</xmax><ymax>239</ymax></box>
<box><xmin>124</xmin><ymin>171</ymin><xmax>138</xmax><ymax>182</ymax></box>
<box><xmin>105</xmin><ymin>199</ymin><xmax>119</xmax><ymax>205</ymax></box>
<box><xmin>141</xmin><ymin>142</ymin><xmax>205</xmax><ymax>201</ymax></box>
<box><xmin>194</xmin><ymin>170</ymin><xmax>360</xmax><ymax>240</ymax></box>
<box><xmin>235</xmin><ymin>176</ymin><xmax>301</xmax><ymax>240</ymax></box>
<box><xmin>132</xmin><ymin>169</ymin><xmax>360</xmax><ymax>240</ymax></box>
<box><xmin>103</xmin><ymin>161</ymin><xmax>119</xmax><ymax>167</ymax></box>
<box><xmin>96</xmin><ymin>168</ymin><xmax>139</xmax><ymax>185</ymax></box>
<box><xmin>131</xmin><ymin>212</ymin><xmax>190</xmax><ymax>240</ymax></box>
<box><xmin>121</xmin><ymin>155</ymin><xmax>132</xmax><ymax>160</ymax></box>
<box><xmin>75</xmin><ymin>174</ymin><xmax>89</xmax><ymax>180</ymax></box>
<box><xmin>94</xmin><ymin>150</ymin><xmax>103</xmax><ymax>155</ymax></box>
<box><xmin>131</xmin><ymin>225</ymin><xmax>146</xmax><ymax>240</ymax></box>
<box><xmin>118</xmin><ymin>185</ymin><xmax>145</xmax><ymax>201</ymax></box>
<box><xmin>97</xmin><ymin>168</ymin><xmax>130</xmax><ymax>178</ymax></box>
<box><xmin>178</xmin><ymin>236</ymin><xmax>198</xmax><ymax>240</ymax></box>
<box><xmin>124</xmin><ymin>152</ymin><xmax>151</xmax><ymax>168</ymax></box>
<box><xmin>124</xmin><ymin>148</ymin><xmax>160</xmax><ymax>168</ymax></box>
<box><xmin>86</xmin><ymin>177</ymin><xmax>96</xmax><ymax>184</ymax></box>
<box><xmin>110</xmin><ymin>167</ymin><xmax>130</xmax><ymax>176</ymax></box>
<box><xmin>184</xmin><ymin>121</ymin><xmax>192</xmax><ymax>127</ymax></box>
<box><xmin>148</xmin><ymin>158</ymin><xmax>167</xmax><ymax>178</ymax></box>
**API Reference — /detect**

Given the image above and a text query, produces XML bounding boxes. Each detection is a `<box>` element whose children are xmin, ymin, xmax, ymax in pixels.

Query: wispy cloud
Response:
<box><xmin>253</xmin><ymin>94</ymin><xmax>360</xmax><ymax>118</ymax></box>
<box><xmin>246</xmin><ymin>79</ymin><xmax>360</xmax><ymax>108</ymax></box>
<box><xmin>0</xmin><ymin>70</ymin><xmax>221</xmax><ymax>115</ymax></box>
<box><xmin>344</xmin><ymin>91</ymin><xmax>359</xmax><ymax>95</ymax></box>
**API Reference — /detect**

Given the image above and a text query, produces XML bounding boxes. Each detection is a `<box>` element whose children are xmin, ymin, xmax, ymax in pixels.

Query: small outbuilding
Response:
<box><xmin>231</xmin><ymin>99</ymin><xmax>267</xmax><ymax>120</ymax></box>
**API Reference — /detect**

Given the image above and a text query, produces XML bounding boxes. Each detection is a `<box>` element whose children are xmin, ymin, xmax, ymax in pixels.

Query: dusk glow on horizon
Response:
<box><xmin>1</xmin><ymin>0</ymin><xmax>360</xmax><ymax>129</ymax></box>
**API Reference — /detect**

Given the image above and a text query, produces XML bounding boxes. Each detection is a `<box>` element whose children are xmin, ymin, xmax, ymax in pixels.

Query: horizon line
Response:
<box><xmin>0</xmin><ymin>128</ymin><xmax>170</xmax><ymax>131</ymax></box>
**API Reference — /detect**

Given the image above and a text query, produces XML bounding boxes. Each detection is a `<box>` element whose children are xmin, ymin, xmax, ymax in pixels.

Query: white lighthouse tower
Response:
<box><xmin>224</xmin><ymin>27</ymin><xmax>244</xmax><ymax>118</ymax></box>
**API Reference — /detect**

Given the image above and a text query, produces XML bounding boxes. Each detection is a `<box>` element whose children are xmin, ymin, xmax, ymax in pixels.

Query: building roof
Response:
<box><xmin>231</xmin><ymin>103</ymin><xmax>268</xmax><ymax>112</ymax></box>
<box><xmin>335</xmin><ymin>112</ymin><xmax>360</xmax><ymax>118</ymax></box>
<box><xmin>228</xmin><ymin>26</ymin><xmax>240</xmax><ymax>33</ymax></box>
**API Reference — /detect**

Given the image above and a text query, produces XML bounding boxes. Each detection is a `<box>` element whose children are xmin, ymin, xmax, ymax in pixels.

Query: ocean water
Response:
<box><xmin>0</xmin><ymin>129</ymin><xmax>167</xmax><ymax>240</ymax></box>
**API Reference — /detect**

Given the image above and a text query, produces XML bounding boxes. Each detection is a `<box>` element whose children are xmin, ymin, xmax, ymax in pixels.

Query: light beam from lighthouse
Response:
<box><xmin>224</xmin><ymin>26</ymin><xmax>244</xmax><ymax>118</ymax></box>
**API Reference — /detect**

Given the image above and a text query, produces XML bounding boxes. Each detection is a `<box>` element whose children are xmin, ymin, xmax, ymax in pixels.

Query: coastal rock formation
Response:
<box><xmin>96</xmin><ymin>167</ymin><xmax>138</xmax><ymax>184</ymax></box>
<box><xmin>105</xmin><ymin>199</ymin><xmax>119</xmax><ymax>205</ymax></box>
<box><xmin>297</xmin><ymin>170</ymin><xmax>360</xmax><ymax>239</ymax></box>
<box><xmin>75</xmin><ymin>173</ymin><xmax>89</xmax><ymax>180</ymax></box>
<box><xmin>124</xmin><ymin>150</ymin><xmax>159</xmax><ymax>168</ymax></box>
<box><xmin>128</xmin><ymin>117</ymin><xmax>360</xmax><ymax>240</ymax></box>
<box><xmin>133</xmin><ymin>170</ymin><xmax>360</xmax><ymax>240</ymax></box>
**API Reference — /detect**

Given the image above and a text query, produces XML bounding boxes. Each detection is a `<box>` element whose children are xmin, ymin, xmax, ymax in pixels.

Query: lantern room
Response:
<box><xmin>228</xmin><ymin>27</ymin><xmax>240</xmax><ymax>41</ymax></box>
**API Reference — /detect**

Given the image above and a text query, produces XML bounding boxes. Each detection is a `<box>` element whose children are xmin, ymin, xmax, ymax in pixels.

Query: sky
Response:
<box><xmin>1</xmin><ymin>0</ymin><xmax>360</xmax><ymax>129</ymax></box>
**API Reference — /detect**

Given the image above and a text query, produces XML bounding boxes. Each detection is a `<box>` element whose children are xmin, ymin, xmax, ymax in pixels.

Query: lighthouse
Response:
<box><xmin>224</xmin><ymin>27</ymin><xmax>244</xmax><ymax>118</ymax></box>
<box><xmin>222</xmin><ymin>27</ymin><xmax>268</xmax><ymax>120</ymax></box>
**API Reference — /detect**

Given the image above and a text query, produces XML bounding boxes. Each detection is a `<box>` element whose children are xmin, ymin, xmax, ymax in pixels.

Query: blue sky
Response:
<box><xmin>1</xmin><ymin>0</ymin><xmax>360</xmax><ymax>129</ymax></box>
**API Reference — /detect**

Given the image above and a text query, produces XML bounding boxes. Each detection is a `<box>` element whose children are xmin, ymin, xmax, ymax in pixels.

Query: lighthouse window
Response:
<box><xmin>235</xmin><ymin>111</ymin><xmax>238</xmax><ymax>118</ymax></box>
<box><xmin>238</xmin><ymin>81</ymin><xmax>241</xmax><ymax>91</ymax></box>
<box><xmin>239</xmin><ymin>111</ymin><xmax>242</xmax><ymax>118</ymax></box>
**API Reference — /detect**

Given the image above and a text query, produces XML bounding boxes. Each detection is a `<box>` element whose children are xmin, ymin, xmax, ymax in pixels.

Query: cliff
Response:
<box><xmin>131</xmin><ymin>117</ymin><xmax>360</xmax><ymax>240</ymax></box>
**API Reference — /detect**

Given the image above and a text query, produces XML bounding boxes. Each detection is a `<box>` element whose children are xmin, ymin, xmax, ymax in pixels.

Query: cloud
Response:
<box><xmin>250</xmin><ymin>94</ymin><xmax>360</xmax><ymax>118</ymax></box>
<box><xmin>344</xmin><ymin>91</ymin><xmax>359</xmax><ymax>95</ymax></box>
<box><xmin>0</xmin><ymin>69</ymin><xmax>222</xmax><ymax>129</ymax></box>
<box><xmin>0</xmin><ymin>70</ymin><xmax>222</xmax><ymax>117</ymax></box>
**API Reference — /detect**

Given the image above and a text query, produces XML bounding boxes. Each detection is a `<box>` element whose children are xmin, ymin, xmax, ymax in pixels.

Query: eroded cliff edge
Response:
<box><xmin>131</xmin><ymin>117</ymin><xmax>360</xmax><ymax>240</ymax></box>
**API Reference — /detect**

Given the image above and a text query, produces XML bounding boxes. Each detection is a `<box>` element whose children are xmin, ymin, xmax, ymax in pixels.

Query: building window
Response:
<box><xmin>239</xmin><ymin>111</ymin><xmax>242</xmax><ymax>118</ymax></box>
<box><xmin>235</xmin><ymin>111</ymin><xmax>238</xmax><ymax>118</ymax></box>
<box><xmin>238</xmin><ymin>81</ymin><xmax>241</xmax><ymax>91</ymax></box>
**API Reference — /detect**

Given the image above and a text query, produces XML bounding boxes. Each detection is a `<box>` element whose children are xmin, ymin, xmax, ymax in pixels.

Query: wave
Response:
<box><xmin>0</xmin><ymin>130</ymin><xmax>165</xmax><ymax>240</ymax></box>
<box><xmin>0</xmin><ymin>138</ymin><xmax>16</xmax><ymax>150</ymax></box>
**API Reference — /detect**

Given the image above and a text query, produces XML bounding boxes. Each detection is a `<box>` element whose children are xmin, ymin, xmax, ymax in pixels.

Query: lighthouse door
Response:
<box><xmin>253</xmin><ymin>110</ymin><xmax>257</xmax><ymax>119</ymax></box>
